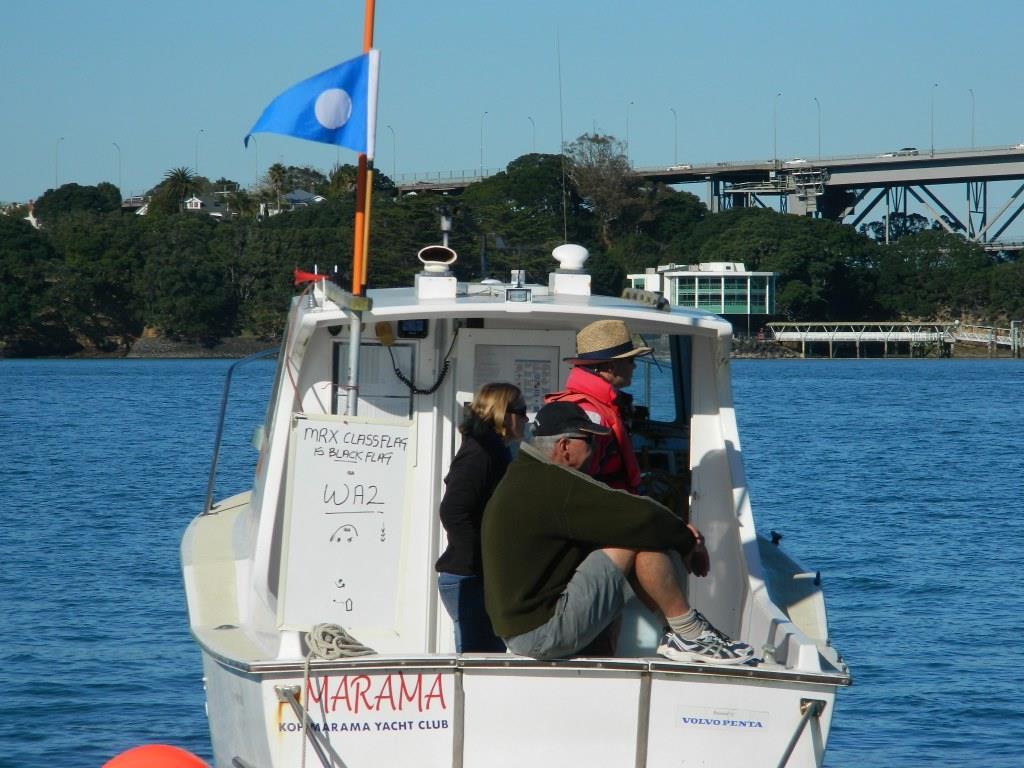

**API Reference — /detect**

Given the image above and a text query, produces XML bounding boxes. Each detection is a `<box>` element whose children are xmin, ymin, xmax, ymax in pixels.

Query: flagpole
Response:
<box><xmin>352</xmin><ymin>0</ymin><xmax>376</xmax><ymax>296</ymax></box>
<box><xmin>341</xmin><ymin>0</ymin><xmax>377</xmax><ymax>419</ymax></box>
<box><xmin>361</xmin><ymin>166</ymin><xmax>374</xmax><ymax>290</ymax></box>
<box><xmin>352</xmin><ymin>156</ymin><xmax>367</xmax><ymax>294</ymax></box>
<box><xmin>359</xmin><ymin>0</ymin><xmax>376</xmax><ymax>294</ymax></box>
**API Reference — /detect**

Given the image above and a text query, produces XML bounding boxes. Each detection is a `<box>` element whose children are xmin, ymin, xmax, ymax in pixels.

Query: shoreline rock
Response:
<box><xmin>125</xmin><ymin>336</ymin><xmax>279</xmax><ymax>359</ymax></box>
<box><xmin>730</xmin><ymin>339</ymin><xmax>801</xmax><ymax>359</ymax></box>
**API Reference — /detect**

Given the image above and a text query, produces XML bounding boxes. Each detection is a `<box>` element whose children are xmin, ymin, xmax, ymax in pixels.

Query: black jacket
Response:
<box><xmin>482</xmin><ymin>443</ymin><xmax>696</xmax><ymax>638</ymax></box>
<box><xmin>434</xmin><ymin>428</ymin><xmax>512</xmax><ymax>576</ymax></box>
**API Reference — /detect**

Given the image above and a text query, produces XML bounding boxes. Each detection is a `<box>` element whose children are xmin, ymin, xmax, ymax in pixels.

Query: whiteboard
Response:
<box><xmin>279</xmin><ymin>413</ymin><xmax>414</xmax><ymax>632</ymax></box>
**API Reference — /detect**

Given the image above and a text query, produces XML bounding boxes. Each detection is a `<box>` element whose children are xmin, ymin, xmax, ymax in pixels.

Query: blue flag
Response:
<box><xmin>244</xmin><ymin>50</ymin><xmax>379</xmax><ymax>159</ymax></box>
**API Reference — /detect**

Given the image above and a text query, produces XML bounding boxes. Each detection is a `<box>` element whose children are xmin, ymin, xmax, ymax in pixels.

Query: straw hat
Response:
<box><xmin>564</xmin><ymin>320</ymin><xmax>652</xmax><ymax>365</ymax></box>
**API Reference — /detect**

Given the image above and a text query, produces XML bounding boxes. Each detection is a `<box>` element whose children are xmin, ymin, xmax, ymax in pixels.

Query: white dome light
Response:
<box><xmin>552</xmin><ymin>243</ymin><xmax>589</xmax><ymax>271</ymax></box>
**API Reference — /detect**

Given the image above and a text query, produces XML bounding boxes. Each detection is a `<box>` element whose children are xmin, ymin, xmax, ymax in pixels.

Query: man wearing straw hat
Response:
<box><xmin>546</xmin><ymin>319</ymin><xmax>650</xmax><ymax>493</ymax></box>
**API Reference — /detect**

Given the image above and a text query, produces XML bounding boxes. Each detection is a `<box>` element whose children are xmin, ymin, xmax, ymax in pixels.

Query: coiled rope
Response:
<box><xmin>306</xmin><ymin>623</ymin><xmax>377</xmax><ymax>659</ymax></box>
<box><xmin>299</xmin><ymin>624</ymin><xmax>376</xmax><ymax>766</ymax></box>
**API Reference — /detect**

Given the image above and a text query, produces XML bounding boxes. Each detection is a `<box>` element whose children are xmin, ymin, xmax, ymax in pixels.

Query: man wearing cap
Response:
<box><xmin>546</xmin><ymin>319</ymin><xmax>648</xmax><ymax>493</ymax></box>
<box><xmin>481</xmin><ymin>401</ymin><xmax>755</xmax><ymax>665</ymax></box>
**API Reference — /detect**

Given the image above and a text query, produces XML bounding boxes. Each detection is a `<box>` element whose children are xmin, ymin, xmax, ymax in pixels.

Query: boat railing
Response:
<box><xmin>202</xmin><ymin>347</ymin><xmax>280</xmax><ymax>515</ymax></box>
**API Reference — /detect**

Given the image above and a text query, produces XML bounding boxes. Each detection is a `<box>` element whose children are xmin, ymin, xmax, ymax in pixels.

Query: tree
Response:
<box><xmin>227</xmin><ymin>187</ymin><xmax>259</xmax><ymax>218</ymax></box>
<box><xmin>147</xmin><ymin>167</ymin><xmax>200</xmax><ymax>215</ymax></box>
<box><xmin>987</xmin><ymin>260</ymin><xmax>1024</xmax><ymax>319</ymax></box>
<box><xmin>690</xmin><ymin>208</ymin><xmax>879</xmax><ymax>320</ymax></box>
<box><xmin>859</xmin><ymin>212</ymin><xmax>932</xmax><ymax>243</ymax></box>
<box><xmin>564</xmin><ymin>133</ymin><xmax>637</xmax><ymax>249</ymax></box>
<box><xmin>0</xmin><ymin>216</ymin><xmax>59</xmax><ymax>346</ymax></box>
<box><xmin>34</xmin><ymin>182</ymin><xmax>121</xmax><ymax>224</ymax></box>
<box><xmin>875</xmin><ymin>230</ymin><xmax>991</xmax><ymax>319</ymax></box>
<box><xmin>264</xmin><ymin>163</ymin><xmax>287</xmax><ymax>208</ymax></box>
<box><xmin>45</xmin><ymin>211</ymin><xmax>147</xmax><ymax>350</ymax></box>
<box><xmin>139</xmin><ymin>215</ymin><xmax>238</xmax><ymax>340</ymax></box>
<box><xmin>457</xmin><ymin>153</ymin><xmax>594</xmax><ymax>282</ymax></box>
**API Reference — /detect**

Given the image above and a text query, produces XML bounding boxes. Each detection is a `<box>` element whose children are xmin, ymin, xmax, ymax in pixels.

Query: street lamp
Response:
<box><xmin>479</xmin><ymin>111</ymin><xmax>488</xmax><ymax>178</ymax></box>
<box><xmin>249</xmin><ymin>135</ymin><xmax>259</xmax><ymax>185</ymax></box>
<box><xmin>930</xmin><ymin>83</ymin><xmax>939</xmax><ymax>156</ymax></box>
<box><xmin>527</xmin><ymin>115</ymin><xmax>536</xmax><ymax>153</ymax></box>
<box><xmin>669</xmin><ymin>107</ymin><xmax>678</xmax><ymax>164</ymax></box>
<box><xmin>112</xmin><ymin>142</ymin><xmax>122</xmax><ymax>194</ymax></box>
<box><xmin>194</xmin><ymin>128</ymin><xmax>205</xmax><ymax>175</ymax></box>
<box><xmin>773</xmin><ymin>92</ymin><xmax>782</xmax><ymax>165</ymax></box>
<box><xmin>968</xmin><ymin>88</ymin><xmax>975</xmax><ymax>148</ymax></box>
<box><xmin>386</xmin><ymin>124</ymin><xmax>397</xmax><ymax>180</ymax></box>
<box><xmin>626</xmin><ymin>100</ymin><xmax>634</xmax><ymax>161</ymax></box>
<box><xmin>812</xmin><ymin>97</ymin><xmax>821</xmax><ymax>160</ymax></box>
<box><xmin>55</xmin><ymin>136</ymin><xmax>64</xmax><ymax>188</ymax></box>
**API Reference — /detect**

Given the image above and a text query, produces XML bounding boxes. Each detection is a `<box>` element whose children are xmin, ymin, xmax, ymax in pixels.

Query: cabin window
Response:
<box><xmin>627</xmin><ymin>334</ymin><xmax>692</xmax><ymax>501</ymax></box>
<box><xmin>332</xmin><ymin>341</ymin><xmax>416</xmax><ymax>419</ymax></box>
<box><xmin>628</xmin><ymin>333</ymin><xmax>690</xmax><ymax>426</ymax></box>
<box><xmin>454</xmin><ymin>328</ymin><xmax>577</xmax><ymax>417</ymax></box>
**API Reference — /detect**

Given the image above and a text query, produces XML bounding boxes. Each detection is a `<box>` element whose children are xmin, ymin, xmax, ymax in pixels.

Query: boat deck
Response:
<box><xmin>192</xmin><ymin>625</ymin><xmax>850</xmax><ymax>687</ymax></box>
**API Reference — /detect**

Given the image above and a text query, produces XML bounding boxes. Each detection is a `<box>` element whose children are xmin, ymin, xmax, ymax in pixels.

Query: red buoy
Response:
<box><xmin>103</xmin><ymin>744</ymin><xmax>209</xmax><ymax>768</ymax></box>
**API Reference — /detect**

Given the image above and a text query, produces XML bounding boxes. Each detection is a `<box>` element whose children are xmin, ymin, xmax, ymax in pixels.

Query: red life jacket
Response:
<box><xmin>545</xmin><ymin>367</ymin><xmax>641</xmax><ymax>493</ymax></box>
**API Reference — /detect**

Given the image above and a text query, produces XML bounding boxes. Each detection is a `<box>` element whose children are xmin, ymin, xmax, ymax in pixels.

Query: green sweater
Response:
<box><xmin>482</xmin><ymin>443</ymin><xmax>696</xmax><ymax>638</ymax></box>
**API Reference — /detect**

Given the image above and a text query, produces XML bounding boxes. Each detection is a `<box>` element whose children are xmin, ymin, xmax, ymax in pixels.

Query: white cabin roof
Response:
<box><xmin>317</xmin><ymin>283</ymin><xmax>733</xmax><ymax>338</ymax></box>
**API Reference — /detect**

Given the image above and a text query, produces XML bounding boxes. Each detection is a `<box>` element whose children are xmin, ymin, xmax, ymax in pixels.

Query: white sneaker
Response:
<box><xmin>657</xmin><ymin>627</ymin><xmax>756</xmax><ymax>666</ymax></box>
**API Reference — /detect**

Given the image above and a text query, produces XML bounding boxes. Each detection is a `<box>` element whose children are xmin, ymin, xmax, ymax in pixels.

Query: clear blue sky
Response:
<box><xmin>4</xmin><ymin>0</ymin><xmax>1023</xmax><ymax>203</ymax></box>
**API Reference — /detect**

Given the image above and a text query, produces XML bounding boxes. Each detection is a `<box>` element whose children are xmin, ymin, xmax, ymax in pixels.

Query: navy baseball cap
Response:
<box><xmin>532</xmin><ymin>402</ymin><xmax>612</xmax><ymax>438</ymax></box>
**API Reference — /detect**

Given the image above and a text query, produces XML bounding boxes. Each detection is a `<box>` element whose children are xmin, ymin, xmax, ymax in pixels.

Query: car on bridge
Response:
<box><xmin>877</xmin><ymin>147</ymin><xmax>919</xmax><ymax>158</ymax></box>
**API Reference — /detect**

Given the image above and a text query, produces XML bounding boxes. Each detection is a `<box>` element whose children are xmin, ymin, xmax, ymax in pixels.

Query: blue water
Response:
<box><xmin>1</xmin><ymin>358</ymin><xmax>1021</xmax><ymax>766</ymax></box>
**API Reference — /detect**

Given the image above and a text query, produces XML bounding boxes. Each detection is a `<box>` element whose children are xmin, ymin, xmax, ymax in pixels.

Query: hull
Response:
<box><xmin>201</xmin><ymin>650</ymin><xmax>841</xmax><ymax>768</ymax></box>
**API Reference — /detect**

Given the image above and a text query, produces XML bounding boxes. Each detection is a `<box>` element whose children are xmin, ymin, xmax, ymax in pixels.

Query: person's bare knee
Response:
<box><xmin>634</xmin><ymin>550</ymin><xmax>689</xmax><ymax>617</ymax></box>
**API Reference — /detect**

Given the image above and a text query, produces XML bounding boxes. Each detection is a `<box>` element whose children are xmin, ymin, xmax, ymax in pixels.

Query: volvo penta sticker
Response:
<box><xmin>677</xmin><ymin>706</ymin><xmax>770</xmax><ymax>730</ymax></box>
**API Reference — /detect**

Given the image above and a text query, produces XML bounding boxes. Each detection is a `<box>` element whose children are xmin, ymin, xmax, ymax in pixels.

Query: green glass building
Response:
<box><xmin>627</xmin><ymin>263</ymin><xmax>776</xmax><ymax>336</ymax></box>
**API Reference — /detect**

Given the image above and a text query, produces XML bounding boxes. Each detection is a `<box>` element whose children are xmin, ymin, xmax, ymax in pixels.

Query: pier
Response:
<box><xmin>767</xmin><ymin>321</ymin><xmax>1023</xmax><ymax>358</ymax></box>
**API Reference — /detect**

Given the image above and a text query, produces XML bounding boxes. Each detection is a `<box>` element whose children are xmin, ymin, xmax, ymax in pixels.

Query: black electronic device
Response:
<box><xmin>397</xmin><ymin>319</ymin><xmax>430</xmax><ymax>339</ymax></box>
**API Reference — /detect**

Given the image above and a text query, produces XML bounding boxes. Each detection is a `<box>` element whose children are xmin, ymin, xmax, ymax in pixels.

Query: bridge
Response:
<box><xmin>395</xmin><ymin>145</ymin><xmax>1024</xmax><ymax>251</ymax></box>
<box><xmin>767</xmin><ymin>321</ymin><xmax>1023</xmax><ymax>358</ymax></box>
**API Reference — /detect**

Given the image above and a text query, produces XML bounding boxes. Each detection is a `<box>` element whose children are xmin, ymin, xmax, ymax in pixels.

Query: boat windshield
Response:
<box><xmin>629</xmin><ymin>333</ymin><xmax>688</xmax><ymax>426</ymax></box>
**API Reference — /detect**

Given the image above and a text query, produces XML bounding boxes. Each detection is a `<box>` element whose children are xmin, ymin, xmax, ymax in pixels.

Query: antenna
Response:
<box><xmin>557</xmin><ymin>32</ymin><xmax>568</xmax><ymax>244</ymax></box>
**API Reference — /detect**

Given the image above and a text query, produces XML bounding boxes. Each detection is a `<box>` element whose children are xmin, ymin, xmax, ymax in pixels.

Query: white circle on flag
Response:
<box><xmin>314</xmin><ymin>88</ymin><xmax>353</xmax><ymax>129</ymax></box>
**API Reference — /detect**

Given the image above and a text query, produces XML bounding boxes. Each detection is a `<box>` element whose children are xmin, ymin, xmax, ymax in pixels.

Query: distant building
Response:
<box><xmin>627</xmin><ymin>262</ymin><xmax>776</xmax><ymax>335</ymax></box>
<box><xmin>283</xmin><ymin>189</ymin><xmax>326</xmax><ymax>207</ymax></box>
<box><xmin>25</xmin><ymin>200</ymin><xmax>40</xmax><ymax>229</ymax></box>
<box><xmin>184</xmin><ymin>194</ymin><xmax>233</xmax><ymax>218</ymax></box>
<box><xmin>121</xmin><ymin>195</ymin><xmax>147</xmax><ymax>214</ymax></box>
<box><xmin>260</xmin><ymin>189</ymin><xmax>325</xmax><ymax>218</ymax></box>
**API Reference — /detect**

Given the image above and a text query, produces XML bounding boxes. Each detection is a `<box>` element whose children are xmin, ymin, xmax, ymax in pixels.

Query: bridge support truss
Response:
<box><xmin>844</xmin><ymin>179</ymin><xmax>1024</xmax><ymax>252</ymax></box>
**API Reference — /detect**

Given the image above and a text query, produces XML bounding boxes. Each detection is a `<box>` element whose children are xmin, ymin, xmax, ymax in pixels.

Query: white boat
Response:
<box><xmin>181</xmin><ymin>243</ymin><xmax>851</xmax><ymax>767</ymax></box>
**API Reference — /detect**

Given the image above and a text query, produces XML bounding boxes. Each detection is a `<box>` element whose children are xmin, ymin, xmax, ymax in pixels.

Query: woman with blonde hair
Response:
<box><xmin>435</xmin><ymin>382</ymin><xmax>527</xmax><ymax>652</ymax></box>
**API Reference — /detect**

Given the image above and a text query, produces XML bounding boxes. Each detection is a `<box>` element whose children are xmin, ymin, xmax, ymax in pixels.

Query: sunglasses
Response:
<box><xmin>509</xmin><ymin>405</ymin><xmax>528</xmax><ymax>417</ymax></box>
<box><xmin>565</xmin><ymin>434</ymin><xmax>593</xmax><ymax>445</ymax></box>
